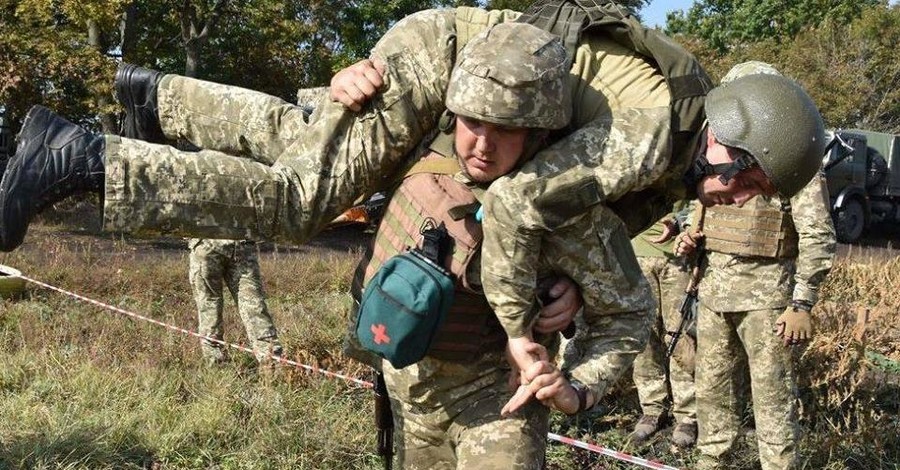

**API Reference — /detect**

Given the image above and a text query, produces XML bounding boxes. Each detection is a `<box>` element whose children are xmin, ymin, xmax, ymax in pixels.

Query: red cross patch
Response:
<box><xmin>371</xmin><ymin>323</ymin><xmax>391</xmax><ymax>345</ymax></box>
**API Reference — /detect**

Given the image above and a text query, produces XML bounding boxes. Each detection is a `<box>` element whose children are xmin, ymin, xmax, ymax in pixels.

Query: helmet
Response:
<box><xmin>445</xmin><ymin>22</ymin><xmax>571</xmax><ymax>130</ymax></box>
<box><xmin>706</xmin><ymin>72</ymin><xmax>825</xmax><ymax>198</ymax></box>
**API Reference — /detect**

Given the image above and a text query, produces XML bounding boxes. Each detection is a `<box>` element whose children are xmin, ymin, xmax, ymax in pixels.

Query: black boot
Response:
<box><xmin>115</xmin><ymin>63</ymin><xmax>165</xmax><ymax>142</ymax></box>
<box><xmin>0</xmin><ymin>105</ymin><xmax>105</xmax><ymax>251</ymax></box>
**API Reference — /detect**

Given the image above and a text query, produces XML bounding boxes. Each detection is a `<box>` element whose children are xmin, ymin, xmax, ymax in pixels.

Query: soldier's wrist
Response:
<box><xmin>791</xmin><ymin>299</ymin><xmax>813</xmax><ymax>312</ymax></box>
<box><xmin>568</xmin><ymin>380</ymin><xmax>593</xmax><ymax>414</ymax></box>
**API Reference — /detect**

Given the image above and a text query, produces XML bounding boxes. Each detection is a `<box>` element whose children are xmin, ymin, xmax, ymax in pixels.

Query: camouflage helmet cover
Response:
<box><xmin>706</xmin><ymin>68</ymin><xmax>825</xmax><ymax>198</ymax></box>
<box><xmin>445</xmin><ymin>22</ymin><xmax>571</xmax><ymax>130</ymax></box>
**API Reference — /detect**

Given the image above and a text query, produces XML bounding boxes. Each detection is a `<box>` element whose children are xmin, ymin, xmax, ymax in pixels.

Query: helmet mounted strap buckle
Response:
<box><xmin>715</xmin><ymin>153</ymin><xmax>756</xmax><ymax>185</ymax></box>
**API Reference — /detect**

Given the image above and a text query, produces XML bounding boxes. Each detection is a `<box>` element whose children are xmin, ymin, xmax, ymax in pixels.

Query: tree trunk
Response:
<box><xmin>87</xmin><ymin>19</ymin><xmax>118</xmax><ymax>134</ymax></box>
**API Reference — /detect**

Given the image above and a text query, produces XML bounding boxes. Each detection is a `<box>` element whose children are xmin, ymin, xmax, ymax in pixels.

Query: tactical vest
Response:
<box><xmin>353</xmin><ymin>146</ymin><xmax>506</xmax><ymax>363</ymax></box>
<box><xmin>703</xmin><ymin>199</ymin><xmax>799</xmax><ymax>259</ymax></box>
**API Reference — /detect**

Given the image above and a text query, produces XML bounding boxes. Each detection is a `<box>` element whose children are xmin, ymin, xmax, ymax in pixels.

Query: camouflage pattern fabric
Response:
<box><xmin>694</xmin><ymin>305</ymin><xmax>799</xmax><ymax>470</ymax></box>
<box><xmin>188</xmin><ymin>238</ymin><xmax>281</xmax><ymax>361</ymax></box>
<box><xmin>103</xmin><ymin>9</ymin><xmax>459</xmax><ymax>243</ymax></box>
<box><xmin>700</xmin><ymin>174</ymin><xmax>836</xmax><ymax>311</ymax></box>
<box><xmin>383</xmin><ymin>352</ymin><xmax>550</xmax><ymax>470</ymax></box>
<box><xmin>480</xmin><ymin>31</ymin><xmax>675</xmax><ymax>339</ymax></box>
<box><xmin>632</xmin><ymin>252</ymin><xmax>696</xmax><ymax>425</ymax></box>
<box><xmin>694</xmin><ymin>174</ymin><xmax>835</xmax><ymax>470</ymax></box>
<box><xmin>295</xmin><ymin>86</ymin><xmax>328</xmax><ymax>110</ymax></box>
<box><xmin>532</xmin><ymin>202</ymin><xmax>654</xmax><ymax>402</ymax></box>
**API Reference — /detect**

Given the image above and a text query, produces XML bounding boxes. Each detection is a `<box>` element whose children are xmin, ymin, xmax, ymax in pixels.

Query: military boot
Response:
<box><xmin>0</xmin><ymin>105</ymin><xmax>105</xmax><ymax>252</ymax></box>
<box><xmin>671</xmin><ymin>421</ymin><xmax>698</xmax><ymax>448</ymax></box>
<box><xmin>115</xmin><ymin>63</ymin><xmax>166</xmax><ymax>142</ymax></box>
<box><xmin>630</xmin><ymin>414</ymin><xmax>665</xmax><ymax>444</ymax></box>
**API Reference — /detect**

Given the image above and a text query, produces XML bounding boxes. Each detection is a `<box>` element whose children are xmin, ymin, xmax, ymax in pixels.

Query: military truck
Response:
<box><xmin>823</xmin><ymin>129</ymin><xmax>900</xmax><ymax>243</ymax></box>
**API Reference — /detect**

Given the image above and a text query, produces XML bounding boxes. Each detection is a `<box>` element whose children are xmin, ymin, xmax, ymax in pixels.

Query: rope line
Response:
<box><xmin>12</xmin><ymin>272</ymin><xmax>681</xmax><ymax>470</ymax></box>
<box><xmin>547</xmin><ymin>433</ymin><xmax>681</xmax><ymax>470</ymax></box>
<box><xmin>15</xmin><ymin>273</ymin><xmax>373</xmax><ymax>388</ymax></box>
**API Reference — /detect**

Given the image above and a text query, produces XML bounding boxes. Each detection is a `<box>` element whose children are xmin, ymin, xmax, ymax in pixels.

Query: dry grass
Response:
<box><xmin>1</xmin><ymin>220</ymin><xmax>898</xmax><ymax>469</ymax></box>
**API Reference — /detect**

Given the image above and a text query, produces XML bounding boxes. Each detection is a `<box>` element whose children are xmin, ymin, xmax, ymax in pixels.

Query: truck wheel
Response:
<box><xmin>835</xmin><ymin>198</ymin><xmax>865</xmax><ymax>243</ymax></box>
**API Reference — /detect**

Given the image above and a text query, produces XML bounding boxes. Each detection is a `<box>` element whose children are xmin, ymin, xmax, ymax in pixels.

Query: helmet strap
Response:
<box><xmin>714</xmin><ymin>153</ymin><xmax>756</xmax><ymax>185</ymax></box>
<box><xmin>684</xmin><ymin>131</ymin><xmax>758</xmax><ymax>189</ymax></box>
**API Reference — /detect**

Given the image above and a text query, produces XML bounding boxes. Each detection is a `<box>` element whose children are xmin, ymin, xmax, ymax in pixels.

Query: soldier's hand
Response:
<box><xmin>330</xmin><ymin>58</ymin><xmax>386</xmax><ymax>112</ymax></box>
<box><xmin>650</xmin><ymin>218</ymin><xmax>678</xmax><ymax>244</ymax></box>
<box><xmin>675</xmin><ymin>230</ymin><xmax>704</xmax><ymax>257</ymax></box>
<box><xmin>774</xmin><ymin>307</ymin><xmax>813</xmax><ymax>346</ymax></box>
<box><xmin>534</xmin><ymin>277</ymin><xmax>582</xmax><ymax>334</ymax></box>
<box><xmin>517</xmin><ymin>361</ymin><xmax>590</xmax><ymax>415</ymax></box>
<box><xmin>501</xmin><ymin>338</ymin><xmax>548</xmax><ymax>416</ymax></box>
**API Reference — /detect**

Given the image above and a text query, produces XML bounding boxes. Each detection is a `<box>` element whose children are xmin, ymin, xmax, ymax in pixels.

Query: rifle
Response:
<box><xmin>666</xmin><ymin>207</ymin><xmax>706</xmax><ymax>359</ymax></box>
<box><xmin>665</xmin><ymin>251</ymin><xmax>703</xmax><ymax>358</ymax></box>
<box><xmin>374</xmin><ymin>372</ymin><xmax>394</xmax><ymax>470</ymax></box>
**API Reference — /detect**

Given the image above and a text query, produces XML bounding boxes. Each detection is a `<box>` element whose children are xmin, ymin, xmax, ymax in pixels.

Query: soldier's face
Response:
<box><xmin>455</xmin><ymin>115</ymin><xmax>528</xmax><ymax>183</ymax></box>
<box><xmin>697</xmin><ymin>130</ymin><xmax>777</xmax><ymax>207</ymax></box>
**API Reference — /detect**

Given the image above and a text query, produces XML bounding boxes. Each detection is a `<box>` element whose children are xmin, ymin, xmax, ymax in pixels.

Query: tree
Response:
<box><xmin>0</xmin><ymin>0</ymin><xmax>128</xmax><ymax>132</ymax></box>
<box><xmin>665</xmin><ymin>0</ymin><xmax>884</xmax><ymax>53</ymax></box>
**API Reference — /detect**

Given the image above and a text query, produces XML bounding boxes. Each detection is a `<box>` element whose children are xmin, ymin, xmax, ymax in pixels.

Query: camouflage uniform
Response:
<box><xmin>364</xmin><ymin>20</ymin><xmax>649</xmax><ymax>469</ymax></box>
<box><xmin>631</xmin><ymin>214</ymin><xmax>696</xmax><ymax>427</ymax></box>
<box><xmin>188</xmin><ymin>238</ymin><xmax>282</xmax><ymax>362</ymax></box>
<box><xmin>103</xmin><ymin>9</ymin><xmax>460</xmax><ymax>243</ymax></box>
<box><xmin>692</xmin><ymin>171</ymin><xmax>835</xmax><ymax>470</ymax></box>
<box><xmin>680</xmin><ymin>61</ymin><xmax>836</xmax><ymax>470</ymax></box>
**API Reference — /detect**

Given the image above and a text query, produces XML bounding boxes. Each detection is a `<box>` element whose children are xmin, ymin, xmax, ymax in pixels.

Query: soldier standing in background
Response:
<box><xmin>188</xmin><ymin>238</ymin><xmax>283</xmax><ymax>364</ymax></box>
<box><xmin>675</xmin><ymin>59</ymin><xmax>837</xmax><ymax>470</ymax></box>
<box><xmin>629</xmin><ymin>206</ymin><xmax>697</xmax><ymax>447</ymax></box>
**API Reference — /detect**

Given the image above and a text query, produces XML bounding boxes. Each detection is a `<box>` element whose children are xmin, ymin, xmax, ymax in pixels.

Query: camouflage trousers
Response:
<box><xmin>382</xmin><ymin>352</ymin><xmax>550</xmax><ymax>470</ymax></box>
<box><xmin>632</xmin><ymin>255</ymin><xmax>696</xmax><ymax>425</ymax></box>
<box><xmin>189</xmin><ymin>238</ymin><xmax>281</xmax><ymax>361</ymax></box>
<box><xmin>695</xmin><ymin>305</ymin><xmax>799</xmax><ymax>470</ymax></box>
<box><xmin>102</xmin><ymin>10</ymin><xmax>458</xmax><ymax>244</ymax></box>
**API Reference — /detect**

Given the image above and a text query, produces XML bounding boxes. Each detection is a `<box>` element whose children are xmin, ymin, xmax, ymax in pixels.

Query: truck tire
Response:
<box><xmin>0</xmin><ymin>264</ymin><xmax>26</xmax><ymax>299</ymax></box>
<box><xmin>835</xmin><ymin>198</ymin><xmax>865</xmax><ymax>243</ymax></box>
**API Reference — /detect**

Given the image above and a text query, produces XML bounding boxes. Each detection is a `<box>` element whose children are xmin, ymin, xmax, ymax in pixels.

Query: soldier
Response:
<box><xmin>628</xmin><ymin>207</ymin><xmax>697</xmax><ymax>447</ymax></box>
<box><xmin>0</xmin><ymin>1</ymin><xmax>825</xmax><ymax>417</ymax></box>
<box><xmin>674</xmin><ymin>62</ymin><xmax>837</xmax><ymax>470</ymax></box>
<box><xmin>346</xmin><ymin>23</ymin><xmax>598</xmax><ymax>468</ymax></box>
<box><xmin>188</xmin><ymin>238</ymin><xmax>282</xmax><ymax>364</ymax></box>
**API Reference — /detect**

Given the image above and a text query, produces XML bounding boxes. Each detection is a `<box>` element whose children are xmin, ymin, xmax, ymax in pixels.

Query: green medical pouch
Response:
<box><xmin>355</xmin><ymin>225</ymin><xmax>455</xmax><ymax>369</ymax></box>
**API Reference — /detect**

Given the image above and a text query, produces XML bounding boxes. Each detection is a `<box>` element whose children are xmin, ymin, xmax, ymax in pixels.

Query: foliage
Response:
<box><xmin>675</xmin><ymin>3</ymin><xmax>900</xmax><ymax>133</ymax></box>
<box><xmin>665</xmin><ymin>0</ymin><xmax>884</xmax><ymax>53</ymax></box>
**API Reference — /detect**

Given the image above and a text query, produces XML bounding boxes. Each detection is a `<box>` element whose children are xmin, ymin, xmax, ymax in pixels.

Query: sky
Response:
<box><xmin>641</xmin><ymin>0</ymin><xmax>697</xmax><ymax>29</ymax></box>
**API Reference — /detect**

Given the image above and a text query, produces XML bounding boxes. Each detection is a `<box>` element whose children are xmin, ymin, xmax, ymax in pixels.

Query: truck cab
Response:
<box><xmin>824</xmin><ymin>129</ymin><xmax>900</xmax><ymax>243</ymax></box>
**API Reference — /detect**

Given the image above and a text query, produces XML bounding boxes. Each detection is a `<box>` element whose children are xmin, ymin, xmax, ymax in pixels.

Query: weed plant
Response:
<box><xmin>0</xmin><ymin>222</ymin><xmax>897</xmax><ymax>469</ymax></box>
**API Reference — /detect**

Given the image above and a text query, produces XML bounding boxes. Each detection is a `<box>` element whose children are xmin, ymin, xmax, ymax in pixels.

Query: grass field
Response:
<box><xmin>0</xmin><ymin>217</ymin><xmax>898</xmax><ymax>469</ymax></box>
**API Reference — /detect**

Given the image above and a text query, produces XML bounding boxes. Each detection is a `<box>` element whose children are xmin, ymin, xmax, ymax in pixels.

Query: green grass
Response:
<box><xmin>1</xmin><ymin>220</ymin><xmax>898</xmax><ymax>469</ymax></box>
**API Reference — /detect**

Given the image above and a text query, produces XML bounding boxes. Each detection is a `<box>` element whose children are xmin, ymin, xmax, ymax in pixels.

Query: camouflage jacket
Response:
<box><xmin>699</xmin><ymin>174</ymin><xmax>836</xmax><ymax>311</ymax></box>
<box><xmin>480</xmin><ymin>18</ymin><xmax>686</xmax><ymax>338</ymax></box>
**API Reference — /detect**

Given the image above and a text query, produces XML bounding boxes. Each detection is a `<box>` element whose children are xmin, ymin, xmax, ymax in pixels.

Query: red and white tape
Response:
<box><xmin>548</xmin><ymin>432</ymin><xmax>681</xmax><ymax>470</ymax></box>
<box><xmin>11</xmin><ymin>272</ymin><xmax>681</xmax><ymax>470</ymax></box>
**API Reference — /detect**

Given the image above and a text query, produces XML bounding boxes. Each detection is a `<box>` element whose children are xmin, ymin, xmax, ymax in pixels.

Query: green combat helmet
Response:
<box><xmin>445</xmin><ymin>22</ymin><xmax>571</xmax><ymax>130</ymax></box>
<box><xmin>705</xmin><ymin>73</ymin><xmax>826</xmax><ymax>198</ymax></box>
